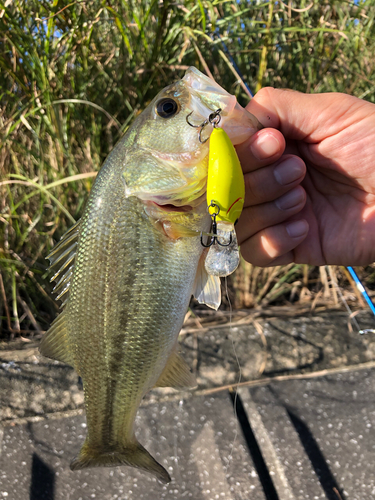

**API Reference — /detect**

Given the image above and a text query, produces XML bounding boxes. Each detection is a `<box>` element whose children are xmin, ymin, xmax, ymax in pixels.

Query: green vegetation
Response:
<box><xmin>1</xmin><ymin>0</ymin><xmax>375</xmax><ymax>338</ymax></box>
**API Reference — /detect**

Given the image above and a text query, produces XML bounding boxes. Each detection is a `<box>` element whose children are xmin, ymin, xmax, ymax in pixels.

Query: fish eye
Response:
<box><xmin>155</xmin><ymin>98</ymin><xmax>180</xmax><ymax>119</ymax></box>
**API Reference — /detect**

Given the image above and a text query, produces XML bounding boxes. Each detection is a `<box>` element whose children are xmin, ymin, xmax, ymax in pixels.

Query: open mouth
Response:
<box><xmin>154</xmin><ymin>202</ymin><xmax>193</xmax><ymax>213</ymax></box>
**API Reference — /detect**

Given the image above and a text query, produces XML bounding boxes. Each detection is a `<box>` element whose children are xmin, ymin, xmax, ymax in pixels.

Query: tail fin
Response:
<box><xmin>70</xmin><ymin>439</ymin><xmax>171</xmax><ymax>483</ymax></box>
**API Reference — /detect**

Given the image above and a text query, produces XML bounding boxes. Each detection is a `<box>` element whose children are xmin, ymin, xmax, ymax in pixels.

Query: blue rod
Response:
<box><xmin>212</xmin><ymin>30</ymin><xmax>254</xmax><ymax>98</ymax></box>
<box><xmin>347</xmin><ymin>266</ymin><xmax>375</xmax><ymax>316</ymax></box>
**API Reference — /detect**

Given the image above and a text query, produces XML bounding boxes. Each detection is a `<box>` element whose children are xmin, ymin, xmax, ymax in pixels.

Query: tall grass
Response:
<box><xmin>1</xmin><ymin>0</ymin><xmax>375</xmax><ymax>338</ymax></box>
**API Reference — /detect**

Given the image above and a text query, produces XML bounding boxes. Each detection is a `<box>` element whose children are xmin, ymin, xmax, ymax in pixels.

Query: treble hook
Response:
<box><xmin>186</xmin><ymin>108</ymin><xmax>222</xmax><ymax>143</ymax></box>
<box><xmin>201</xmin><ymin>201</ymin><xmax>233</xmax><ymax>248</ymax></box>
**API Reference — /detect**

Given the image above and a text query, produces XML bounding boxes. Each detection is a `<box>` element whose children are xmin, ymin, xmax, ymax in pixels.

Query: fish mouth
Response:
<box><xmin>153</xmin><ymin>202</ymin><xmax>193</xmax><ymax>213</ymax></box>
<box><xmin>183</xmin><ymin>66</ymin><xmax>264</xmax><ymax>145</ymax></box>
<box><xmin>150</xmin><ymin>191</ymin><xmax>206</xmax><ymax>214</ymax></box>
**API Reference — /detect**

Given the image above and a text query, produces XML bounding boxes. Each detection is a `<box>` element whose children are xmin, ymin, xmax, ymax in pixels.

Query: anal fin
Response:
<box><xmin>40</xmin><ymin>311</ymin><xmax>74</xmax><ymax>367</ymax></box>
<box><xmin>155</xmin><ymin>350</ymin><xmax>196</xmax><ymax>389</ymax></box>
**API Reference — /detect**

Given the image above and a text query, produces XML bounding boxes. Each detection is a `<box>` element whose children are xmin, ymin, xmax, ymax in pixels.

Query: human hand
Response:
<box><xmin>236</xmin><ymin>88</ymin><xmax>375</xmax><ymax>266</ymax></box>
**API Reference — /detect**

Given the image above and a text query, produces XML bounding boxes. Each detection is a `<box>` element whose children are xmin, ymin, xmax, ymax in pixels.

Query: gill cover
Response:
<box><xmin>206</xmin><ymin>127</ymin><xmax>245</xmax><ymax>224</ymax></box>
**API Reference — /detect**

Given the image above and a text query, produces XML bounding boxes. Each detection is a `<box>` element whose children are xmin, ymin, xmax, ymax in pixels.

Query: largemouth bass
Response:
<box><xmin>40</xmin><ymin>67</ymin><xmax>262</xmax><ymax>483</ymax></box>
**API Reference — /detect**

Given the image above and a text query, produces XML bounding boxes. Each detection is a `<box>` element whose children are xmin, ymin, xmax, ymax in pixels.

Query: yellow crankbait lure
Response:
<box><xmin>206</xmin><ymin>127</ymin><xmax>245</xmax><ymax>225</ymax></box>
<box><xmin>203</xmin><ymin>126</ymin><xmax>244</xmax><ymax>277</ymax></box>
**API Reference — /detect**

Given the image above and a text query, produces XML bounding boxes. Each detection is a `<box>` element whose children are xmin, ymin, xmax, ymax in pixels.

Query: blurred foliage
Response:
<box><xmin>1</xmin><ymin>0</ymin><xmax>375</xmax><ymax>338</ymax></box>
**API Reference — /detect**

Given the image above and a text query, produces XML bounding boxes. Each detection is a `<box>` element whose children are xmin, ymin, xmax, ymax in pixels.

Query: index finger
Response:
<box><xmin>246</xmin><ymin>87</ymin><xmax>365</xmax><ymax>142</ymax></box>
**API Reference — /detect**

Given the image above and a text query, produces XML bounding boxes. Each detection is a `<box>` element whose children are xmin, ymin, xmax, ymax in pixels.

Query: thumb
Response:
<box><xmin>246</xmin><ymin>87</ymin><xmax>361</xmax><ymax>142</ymax></box>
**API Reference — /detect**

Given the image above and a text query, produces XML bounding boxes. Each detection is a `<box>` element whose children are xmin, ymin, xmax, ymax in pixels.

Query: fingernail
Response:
<box><xmin>275</xmin><ymin>187</ymin><xmax>304</xmax><ymax>210</ymax></box>
<box><xmin>250</xmin><ymin>132</ymin><xmax>280</xmax><ymax>160</ymax></box>
<box><xmin>274</xmin><ymin>158</ymin><xmax>304</xmax><ymax>185</ymax></box>
<box><xmin>286</xmin><ymin>220</ymin><xmax>308</xmax><ymax>238</ymax></box>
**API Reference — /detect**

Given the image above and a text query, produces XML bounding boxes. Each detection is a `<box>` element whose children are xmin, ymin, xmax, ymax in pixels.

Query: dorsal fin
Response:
<box><xmin>47</xmin><ymin>219</ymin><xmax>80</xmax><ymax>308</ymax></box>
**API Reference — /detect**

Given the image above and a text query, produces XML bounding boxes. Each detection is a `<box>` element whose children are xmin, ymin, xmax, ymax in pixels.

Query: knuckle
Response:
<box><xmin>244</xmin><ymin>172</ymin><xmax>259</xmax><ymax>204</ymax></box>
<box><xmin>254</xmin><ymin>87</ymin><xmax>274</xmax><ymax>103</ymax></box>
<box><xmin>244</xmin><ymin>170</ymin><xmax>276</xmax><ymax>206</ymax></box>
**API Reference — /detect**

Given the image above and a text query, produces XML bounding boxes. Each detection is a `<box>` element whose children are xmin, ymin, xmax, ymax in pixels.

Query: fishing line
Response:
<box><xmin>224</xmin><ymin>276</ymin><xmax>242</xmax><ymax>477</ymax></box>
<box><xmin>173</xmin><ymin>398</ymin><xmax>183</xmax><ymax>482</ymax></box>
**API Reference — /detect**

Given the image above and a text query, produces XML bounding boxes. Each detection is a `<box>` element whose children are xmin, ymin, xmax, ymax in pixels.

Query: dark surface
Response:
<box><xmin>240</xmin><ymin>368</ymin><xmax>375</xmax><ymax>500</ymax></box>
<box><xmin>0</xmin><ymin>393</ymin><xmax>265</xmax><ymax>500</ymax></box>
<box><xmin>1</xmin><ymin>367</ymin><xmax>375</xmax><ymax>499</ymax></box>
<box><xmin>1</xmin><ymin>309</ymin><xmax>375</xmax><ymax>499</ymax></box>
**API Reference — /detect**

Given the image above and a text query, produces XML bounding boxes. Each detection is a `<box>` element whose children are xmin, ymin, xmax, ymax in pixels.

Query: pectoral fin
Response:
<box><xmin>161</xmin><ymin>220</ymin><xmax>200</xmax><ymax>240</ymax></box>
<box><xmin>155</xmin><ymin>350</ymin><xmax>196</xmax><ymax>389</ymax></box>
<box><xmin>193</xmin><ymin>252</ymin><xmax>221</xmax><ymax>310</ymax></box>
